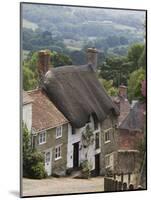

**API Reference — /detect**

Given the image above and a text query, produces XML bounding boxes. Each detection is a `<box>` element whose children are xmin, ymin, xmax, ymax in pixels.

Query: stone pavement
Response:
<box><xmin>22</xmin><ymin>176</ymin><xmax>104</xmax><ymax>197</ymax></box>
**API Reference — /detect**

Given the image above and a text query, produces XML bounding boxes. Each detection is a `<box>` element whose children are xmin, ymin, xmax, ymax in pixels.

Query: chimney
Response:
<box><xmin>118</xmin><ymin>84</ymin><xmax>127</xmax><ymax>98</ymax></box>
<box><xmin>87</xmin><ymin>48</ymin><xmax>98</xmax><ymax>72</ymax></box>
<box><xmin>38</xmin><ymin>50</ymin><xmax>51</xmax><ymax>86</ymax></box>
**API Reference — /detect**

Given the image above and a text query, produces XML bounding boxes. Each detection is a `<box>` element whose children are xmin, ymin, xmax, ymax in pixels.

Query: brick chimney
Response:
<box><xmin>38</xmin><ymin>50</ymin><xmax>51</xmax><ymax>86</ymax></box>
<box><xmin>87</xmin><ymin>48</ymin><xmax>98</xmax><ymax>72</ymax></box>
<box><xmin>118</xmin><ymin>84</ymin><xmax>127</xmax><ymax>98</ymax></box>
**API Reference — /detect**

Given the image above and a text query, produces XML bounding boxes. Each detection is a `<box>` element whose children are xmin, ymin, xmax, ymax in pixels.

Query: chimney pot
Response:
<box><xmin>118</xmin><ymin>84</ymin><xmax>127</xmax><ymax>98</ymax></box>
<box><xmin>87</xmin><ymin>47</ymin><xmax>98</xmax><ymax>72</ymax></box>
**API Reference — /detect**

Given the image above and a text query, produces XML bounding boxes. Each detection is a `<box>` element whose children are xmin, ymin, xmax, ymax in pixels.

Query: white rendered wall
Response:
<box><xmin>23</xmin><ymin>103</ymin><xmax>32</xmax><ymax>132</ymax></box>
<box><xmin>67</xmin><ymin>116</ymin><xmax>101</xmax><ymax>170</ymax></box>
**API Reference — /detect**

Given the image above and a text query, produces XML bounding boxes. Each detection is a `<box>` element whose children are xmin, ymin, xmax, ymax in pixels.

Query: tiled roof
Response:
<box><xmin>28</xmin><ymin>89</ymin><xmax>68</xmax><ymax>132</ymax></box>
<box><xmin>23</xmin><ymin>91</ymin><xmax>33</xmax><ymax>105</ymax></box>
<box><xmin>119</xmin><ymin>102</ymin><xmax>145</xmax><ymax>131</ymax></box>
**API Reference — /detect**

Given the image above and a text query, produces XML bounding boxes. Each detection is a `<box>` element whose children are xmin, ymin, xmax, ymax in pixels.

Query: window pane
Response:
<box><xmin>43</xmin><ymin>133</ymin><xmax>46</xmax><ymax>142</ymax></box>
<box><xmin>95</xmin><ymin>133</ymin><xmax>99</xmax><ymax>149</ymax></box>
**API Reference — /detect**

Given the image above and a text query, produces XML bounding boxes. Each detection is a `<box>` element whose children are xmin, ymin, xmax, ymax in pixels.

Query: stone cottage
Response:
<box><xmin>37</xmin><ymin>48</ymin><xmax>120</xmax><ymax>176</ymax></box>
<box><xmin>23</xmin><ymin>90</ymin><xmax>69</xmax><ymax>176</ymax></box>
<box><xmin>117</xmin><ymin>101</ymin><xmax>145</xmax><ymax>173</ymax></box>
<box><xmin>112</xmin><ymin>85</ymin><xmax>145</xmax><ymax>174</ymax></box>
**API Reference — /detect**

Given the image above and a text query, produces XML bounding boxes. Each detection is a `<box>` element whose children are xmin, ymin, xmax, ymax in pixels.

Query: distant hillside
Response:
<box><xmin>21</xmin><ymin>3</ymin><xmax>146</xmax><ymax>63</ymax></box>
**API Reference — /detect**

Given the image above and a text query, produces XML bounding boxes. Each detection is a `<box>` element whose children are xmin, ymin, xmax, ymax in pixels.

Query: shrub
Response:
<box><xmin>80</xmin><ymin>160</ymin><xmax>92</xmax><ymax>179</ymax></box>
<box><xmin>23</xmin><ymin>124</ymin><xmax>47</xmax><ymax>179</ymax></box>
<box><xmin>23</xmin><ymin>149</ymin><xmax>47</xmax><ymax>179</ymax></box>
<box><xmin>30</xmin><ymin>162</ymin><xmax>47</xmax><ymax>179</ymax></box>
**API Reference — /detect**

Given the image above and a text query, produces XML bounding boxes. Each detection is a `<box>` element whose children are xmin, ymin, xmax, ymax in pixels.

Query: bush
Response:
<box><xmin>23</xmin><ymin>150</ymin><xmax>47</xmax><ymax>179</ymax></box>
<box><xmin>31</xmin><ymin>162</ymin><xmax>47</xmax><ymax>179</ymax></box>
<box><xmin>23</xmin><ymin>124</ymin><xmax>47</xmax><ymax>179</ymax></box>
<box><xmin>80</xmin><ymin>160</ymin><xmax>92</xmax><ymax>179</ymax></box>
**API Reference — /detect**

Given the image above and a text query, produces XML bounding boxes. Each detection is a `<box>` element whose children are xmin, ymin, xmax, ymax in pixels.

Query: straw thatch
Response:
<box><xmin>43</xmin><ymin>65</ymin><xmax>119</xmax><ymax>128</ymax></box>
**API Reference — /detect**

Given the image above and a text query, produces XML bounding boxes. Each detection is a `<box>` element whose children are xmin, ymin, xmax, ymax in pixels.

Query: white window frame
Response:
<box><xmin>104</xmin><ymin>128</ymin><xmax>112</xmax><ymax>144</ymax></box>
<box><xmin>105</xmin><ymin>153</ymin><xmax>113</xmax><ymax>168</ymax></box>
<box><xmin>104</xmin><ymin>131</ymin><xmax>110</xmax><ymax>143</ymax></box>
<box><xmin>55</xmin><ymin>144</ymin><xmax>62</xmax><ymax>160</ymax></box>
<box><xmin>39</xmin><ymin>131</ymin><xmax>46</xmax><ymax>145</ymax></box>
<box><xmin>56</xmin><ymin>126</ymin><xmax>62</xmax><ymax>139</ymax></box>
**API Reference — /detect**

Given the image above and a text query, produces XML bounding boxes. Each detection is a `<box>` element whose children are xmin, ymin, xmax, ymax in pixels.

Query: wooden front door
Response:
<box><xmin>73</xmin><ymin>142</ymin><xmax>79</xmax><ymax>168</ymax></box>
<box><xmin>95</xmin><ymin>154</ymin><xmax>100</xmax><ymax>176</ymax></box>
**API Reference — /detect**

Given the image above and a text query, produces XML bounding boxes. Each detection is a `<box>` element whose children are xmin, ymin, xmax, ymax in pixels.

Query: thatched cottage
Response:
<box><xmin>23</xmin><ymin>48</ymin><xmax>120</xmax><ymax>176</ymax></box>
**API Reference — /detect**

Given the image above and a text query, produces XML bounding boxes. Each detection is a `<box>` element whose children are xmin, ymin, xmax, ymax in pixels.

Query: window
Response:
<box><xmin>56</xmin><ymin>126</ymin><xmax>62</xmax><ymax>138</ymax></box>
<box><xmin>95</xmin><ymin>132</ymin><xmax>100</xmax><ymax>149</ymax></box>
<box><xmin>104</xmin><ymin>131</ymin><xmax>110</xmax><ymax>143</ymax></box>
<box><xmin>39</xmin><ymin>131</ymin><xmax>46</xmax><ymax>144</ymax></box>
<box><xmin>105</xmin><ymin>154</ymin><xmax>113</xmax><ymax>168</ymax></box>
<box><xmin>55</xmin><ymin>145</ymin><xmax>62</xmax><ymax>160</ymax></box>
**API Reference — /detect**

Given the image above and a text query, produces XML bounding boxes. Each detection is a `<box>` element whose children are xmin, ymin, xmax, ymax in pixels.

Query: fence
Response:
<box><xmin>104</xmin><ymin>173</ymin><xmax>143</xmax><ymax>192</ymax></box>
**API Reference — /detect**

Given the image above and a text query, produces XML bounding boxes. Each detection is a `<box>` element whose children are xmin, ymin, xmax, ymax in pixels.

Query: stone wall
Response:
<box><xmin>116</xmin><ymin>151</ymin><xmax>140</xmax><ymax>173</ymax></box>
<box><xmin>34</xmin><ymin>123</ymin><xmax>68</xmax><ymax>175</ymax></box>
<box><xmin>100</xmin><ymin>113</ymin><xmax>118</xmax><ymax>175</ymax></box>
<box><xmin>118</xmin><ymin>129</ymin><xmax>143</xmax><ymax>150</ymax></box>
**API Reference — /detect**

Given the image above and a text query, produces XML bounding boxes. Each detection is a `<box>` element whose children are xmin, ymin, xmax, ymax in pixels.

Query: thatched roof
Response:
<box><xmin>28</xmin><ymin>89</ymin><xmax>68</xmax><ymax>132</ymax></box>
<box><xmin>43</xmin><ymin>65</ymin><xmax>119</xmax><ymax>128</ymax></box>
<box><xmin>119</xmin><ymin>102</ymin><xmax>145</xmax><ymax>131</ymax></box>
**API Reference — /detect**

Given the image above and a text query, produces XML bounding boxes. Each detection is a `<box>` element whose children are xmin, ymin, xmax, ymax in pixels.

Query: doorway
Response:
<box><xmin>73</xmin><ymin>142</ymin><xmax>79</xmax><ymax>168</ymax></box>
<box><xmin>95</xmin><ymin>154</ymin><xmax>100</xmax><ymax>176</ymax></box>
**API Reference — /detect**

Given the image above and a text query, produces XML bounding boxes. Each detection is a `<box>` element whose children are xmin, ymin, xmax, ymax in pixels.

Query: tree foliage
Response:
<box><xmin>99</xmin><ymin>79</ymin><xmax>118</xmax><ymax>96</ymax></box>
<box><xmin>23</xmin><ymin>124</ymin><xmax>47</xmax><ymax>179</ymax></box>
<box><xmin>127</xmin><ymin>68</ymin><xmax>145</xmax><ymax>101</ymax></box>
<box><xmin>128</xmin><ymin>43</ymin><xmax>144</xmax><ymax>70</ymax></box>
<box><xmin>23</xmin><ymin>50</ymin><xmax>72</xmax><ymax>91</ymax></box>
<box><xmin>99</xmin><ymin>43</ymin><xmax>146</xmax><ymax>89</ymax></box>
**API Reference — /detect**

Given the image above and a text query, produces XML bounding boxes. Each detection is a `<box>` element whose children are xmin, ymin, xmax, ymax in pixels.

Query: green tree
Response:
<box><xmin>99</xmin><ymin>79</ymin><xmax>118</xmax><ymax>96</ymax></box>
<box><xmin>138</xmin><ymin>46</ymin><xmax>146</xmax><ymax>69</ymax></box>
<box><xmin>23</xmin><ymin>124</ymin><xmax>47</xmax><ymax>179</ymax></box>
<box><xmin>23</xmin><ymin>50</ymin><xmax>72</xmax><ymax>91</ymax></box>
<box><xmin>23</xmin><ymin>65</ymin><xmax>38</xmax><ymax>91</ymax></box>
<box><xmin>128</xmin><ymin>43</ymin><xmax>144</xmax><ymax>70</ymax></box>
<box><xmin>128</xmin><ymin>68</ymin><xmax>145</xmax><ymax>101</ymax></box>
<box><xmin>99</xmin><ymin>56</ymin><xmax>128</xmax><ymax>86</ymax></box>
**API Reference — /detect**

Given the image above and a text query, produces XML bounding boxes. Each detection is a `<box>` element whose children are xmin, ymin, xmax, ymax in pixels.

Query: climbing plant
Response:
<box><xmin>81</xmin><ymin>124</ymin><xmax>94</xmax><ymax>148</ymax></box>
